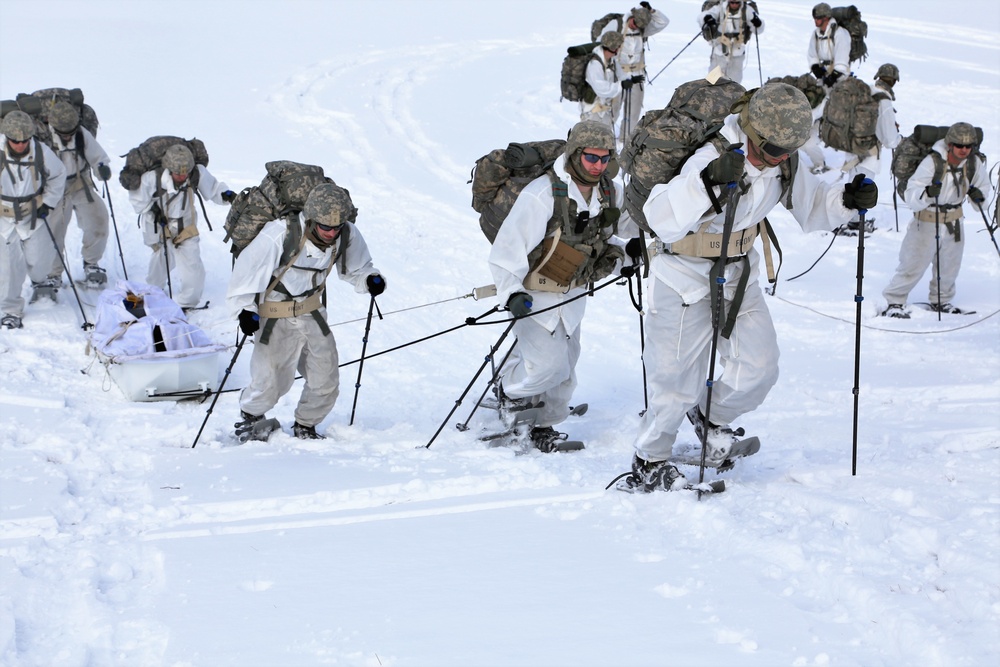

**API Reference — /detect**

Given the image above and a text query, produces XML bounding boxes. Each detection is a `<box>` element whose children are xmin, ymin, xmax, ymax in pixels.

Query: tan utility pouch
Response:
<box><xmin>915</xmin><ymin>207</ymin><xmax>962</xmax><ymax>224</ymax></box>
<box><xmin>524</xmin><ymin>230</ymin><xmax>586</xmax><ymax>293</ymax></box>
<box><xmin>171</xmin><ymin>223</ymin><xmax>200</xmax><ymax>246</ymax></box>
<box><xmin>258</xmin><ymin>291</ymin><xmax>323</xmax><ymax>319</ymax></box>
<box><xmin>0</xmin><ymin>194</ymin><xmax>43</xmax><ymax>219</ymax></box>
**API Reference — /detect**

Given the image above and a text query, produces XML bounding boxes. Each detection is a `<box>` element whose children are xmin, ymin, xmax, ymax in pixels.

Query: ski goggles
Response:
<box><xmin>581</xmin><ymin>152</ymin><xmax>611</xmax><ymax>164</ymax></box>
<box><xmin>761</xmin><ymin>141</ymin><xmax>793</xmax><ymax>159</ymax></box>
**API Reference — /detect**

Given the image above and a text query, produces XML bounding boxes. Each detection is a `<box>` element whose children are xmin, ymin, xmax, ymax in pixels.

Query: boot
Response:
<box><xmin>882</xmin><ymin>303</ymin><xmax>910</xmax><ymax>319</ymax></box>
<box><xmin>529</xmin><ymin>426</ymin><xmax>567</xmax><ymax>453</ymax></box>
<box><xmin>293</xmin><ymin>422</ymin><xmax>326</xmax><ymax>440</ymax></box>
<box><xmin>623</xmin><ymin>454</ymin><xmax>687</xmax><ymax>492</ymax></box>
<box><xmin>686</xmin><ymin>406</ymin><xmax>743</xmax><ymax>464</ymax></box>
<box><xmin>30</xmin><ymin>279</ymin><xmax>59</xmax><ymax>303</ymax></box>
<box><xmin>234</xmin><ymin>411</ymin><xmax>276</xmax><ymax>443</ymax></box>
<box><xmin>1</xmin><ymin>313</ymin><xmax>23</xmax><ymax>329</ymax></box>
<box><xmin>83</xmin><ymin>263</ymin><xmax>107</xmax><ymax>287</ymax></box>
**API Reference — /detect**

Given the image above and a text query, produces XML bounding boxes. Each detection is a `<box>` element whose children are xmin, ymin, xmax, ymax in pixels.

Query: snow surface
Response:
<box><xmin>1</xmin><ymin>0</ymin><xmax>998</xmax><ymax>665</ymax></box>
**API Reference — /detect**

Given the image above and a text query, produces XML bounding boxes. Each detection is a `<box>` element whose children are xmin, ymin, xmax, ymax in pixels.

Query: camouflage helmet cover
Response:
<box><xmin>746</xmin><ymin>82</ymin><xmax>813</xmax><ymax>151</ymax></box>
<box><xmin>600</xmin><ymin>31</ymin><xmax>624</xmax><ymax>52</ymax></box>
<box><xmin>812</xmin><ymin>3</ymin><xmax>832</xmax><ymax>19</ymax></box>
<box><xmin>304</xmin><ymin>182</ymin><xmax>355</xmax><ymax>228</ymax></box>
<box><xmin>945</xmin><ymin>122</ymin><xmax>977</xmax><ymax>146</ymax></box>
<box><xmin>1</xmin><ymin>110</ymin><xmax>36</xmax><ymax>142</ymax></box>
<box><xmin>162</xmin><ymin>144</ymin><xmax>195</xmax><ymax>176</ymax></box>
<box><xmin>565</xmin><ymin>120</ymin><xmax>616</xmax><ymax>157</ymax></box>
<box><xmin>874</xmin><ymin>63</ymin><xmax>900</xmax><ymax>83</ymax></box>
<box><xmin>49</xmin><ymin>100</ymin><xmax>80</xmax><ymax>133</ymax></box>
<box><xmin>631</xmin><ymin>7</ymin><xmax>652</xmax><ymax>29</ymax></box>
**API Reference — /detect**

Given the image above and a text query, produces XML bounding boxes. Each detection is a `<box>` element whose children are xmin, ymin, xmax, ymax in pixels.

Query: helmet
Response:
<box><xmin>631</xmin><ymin>7</ymin><xmax>651</xmax><ymax>30</ymax></box>
<box><xmin>49</xmin><ymin>101</ymin><xmax>80</xmax><ymax>133</ymax></box>
<box><xmin>304</xmin><ymin>182</ymin><xmax>355</xmax><ymax>228</ymax></box>
<box><xmin>745</xmin><ymin>83</ymin><xmax>813</xmax><ymax>151</ymax></box>
<box><xmin>565</xmin><ymin>120</ymin><xmax>616</xmax><ymax>157</ymax></box>
<box><xmin>874</xmin><ymin>63</ymin><xmax>900</xmax><ymax>84</ymax></box>
<box><xmin>945</xmin><ymin>122</ymin><xmax>977</xmax><ymax>146</ymax></box>
<box><xmin>162</xmin><ymin>144</ymin><xmax>195</xmax><ymax>176</ymax></box>
<box><xmin>1</xmin><ymin>110</ymin><xmax>36</xmax><ymax>142</ymax></box>
<box><xmin>600</xmin><ymin>31</ymin><xmax>624</xmax><ymax>52</ymax></box>
<box><xmin>812</xmin><ymin>3</ymin><xmax>832</xmax><ymax>19</ymax></box>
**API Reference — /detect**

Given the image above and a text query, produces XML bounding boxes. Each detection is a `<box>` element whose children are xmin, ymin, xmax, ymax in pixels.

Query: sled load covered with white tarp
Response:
<box><xmin>89</xmin><ymin>280</ymin><xmax>227</xmax><ymax>401</ymax></box>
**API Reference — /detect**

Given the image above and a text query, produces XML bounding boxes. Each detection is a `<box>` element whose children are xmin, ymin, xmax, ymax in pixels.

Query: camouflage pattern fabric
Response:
<box><xmin>590</xmin><ymin>12</ymin><xmax>624</xmax><ymax>41</ymax></box>
<box><xmin>746</xmin><ymin>82</ymin><xmax>812</xmax><ymax>150</ymax></box>
<box><xmin>30</xmin><ymin>87</ymin><xmax>100</xmax><ymax>138</ymax></box>
<box><xmin>560</xmin><ymin>43</ymin><xmax>600</xmax><ymax>103</ymax></box>
<box><xmin>830</xmin><ymin>6</ymin><xmax>868</xmax><ymax>63</ymax></box>
<box><xmin>119</xmin><ymin>136</ymin><xmax>210</xmax><ymax>191</ymax></box>
<box><xmin>620</xmin><ymin>77</ymin><xmax>746</xmax><ymax>232</ymax></box>
<box><xmin>891</xmin><ymin>124</ymin><xmax>984</xmax><ymax>201</ymax></box>
<box><xmin>223</xmin><ymin>161</ymin><xmax>350</xmax><ymax>256</ymax></box>
<box><xmin>0</xmin><ymin>110</ymin><xmax>36</xmax><ymax>141</ymax></box>
<box><xmin>819</xmin><ymin>76</ymin><xmax>881</xmax><ymax>155</ymax></box>
<box><xmin>471</xmin><ymin>139</ymin><xmax>566</xmax><ymax>242</ymax></box>
<box><xmin>767</xmin><ymin>73</ymin><xmax>826</xmax><ymax>110</ymax></box>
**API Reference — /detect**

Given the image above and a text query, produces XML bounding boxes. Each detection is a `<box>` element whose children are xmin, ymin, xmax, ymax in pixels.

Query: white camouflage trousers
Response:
<box><xmin>240</xmin><ymin>311</ymin><xmax>341</xmax><ymax>427</ymax></box>
<box><xmin>882</xmin><ymin>218</ymin><xmax>965</xmax><ymax>306</ymax></box>
<box><xmin>146</xmin><ymin>235</ymin><xmax>205</xmax><ymax>309</ymax></box>
<box><xmin>500</xmin><ymin>317</ymin><xmax>581</xmax><ymax>428</ymax></box>
<box><xmin>47</xmin><ymin>184</ymin><xmax>110</xmax><ymax>278</ymax></box>
<box><xmin>633</xmin><ymin>276</ymin><xmax>779</xmax><ymax>462</ymax></box>
<box><xmin>0</xmin><ymin>228</ymin><xmax>59</xmax><ymax>317</ymax></box>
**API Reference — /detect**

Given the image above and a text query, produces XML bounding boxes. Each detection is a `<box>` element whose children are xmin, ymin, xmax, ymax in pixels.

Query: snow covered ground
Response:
<box><xmin>1</xmin><ymin>0</ymin><xmax>998</xmax><ymax>665</ymax></box>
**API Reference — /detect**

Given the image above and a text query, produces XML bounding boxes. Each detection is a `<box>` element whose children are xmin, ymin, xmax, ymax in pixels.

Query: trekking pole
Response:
<box><xmin>933</xmin><ymin>193</ymin><xmax>942</xmax><ymax>322</ymax></box>
<box><xmin>649</xmin><ymin>31</ymin><xmax>701</xmax><ymax>84</ymax></box>
<box><xmin>160</xmin><ymin>224</ymin><xmax>174</xmax><ymax>299</ymax></box>
<box><xmin>754</xmin><ymin>24</ymin><xmax>763</xmax><ymax>87</ymax></box>
<box><xmin>40</xmin><ymin>216</ymin><xmax>93</xmax><ymax>330</ymax></box>
<box><xmin>425</xmin><ymin>320</ymin><xmax>516</xmax><ymax>449</ymax></box>
<box><xmin>697</xmin><ymin>156</ymin><xmax>744</xmax><ymax>498</ymax></box>
<box><xmin>101</xmin><ymin>181</ymin><xmax>128</xmax><ymax>279</ymax></box>
<box><xmin>454</xmin><ymin>339</ymin><xmax>518</xmax><ymax>432</ymax></box>
<box><xmin>891</xmin><ymin>169</ymin><xmax>899</xmax><ymax>232</ymax></box>
<box><xmin>349</xmin><ymin>294</ymin><xmax>381</xmax><ymax>426</ymax></box>
<box><xmin>192</xmin><ymin>333</ymin><xmax>248</xmax><ymax>448</ymax></box>
<box><xmin>973</xmin><ymin>200</ymin><xmax>1000</xmax><ymax>258</ymax></box>
<box><xmin>850</xmin><ymin>200</ymin><xmax>870</xmax><ymax>476</ymax></box>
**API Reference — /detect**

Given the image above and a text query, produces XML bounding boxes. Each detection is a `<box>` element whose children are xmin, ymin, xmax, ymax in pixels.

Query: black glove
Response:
<box><xmin>810</xmin><ymin>63</ymin><xmax>825</xmax><ymax>79</ymax></box>
<box><xmin>37</xmin><ymin>204</ymin><xmax>52</xmax><ymax>219</ymax></box>
<box><xmin>630</xmin><ymin>75</ymin><xmax>645</xmax><ymax>85</ymax></box>
<box><xmin>221</xmin><ymin>190</ymin><xmax>236</xmax><ymax>203</ymax></box>
<box><xmin>703</xmin><ymin>15</ymin><xmax>718</xmax><ymax>29</ymax></box>
<box><xmin>97</xmin><ymin>163</ymin><xmax>112</xmax><ymax>182</ymax></box>
<box><xmin>823</xmin><ymin>71</ymin><xmax>842</xmax><ymax>88</ymax></box>
<box><xmin>506</xmin><ymin>292</ymin><xmax>532</xmax><ymax>318</ymax></box>
<box><xmin>621</xmin><ymin>79</ymin><xmax>635</xmax><ymax>90</ymax></box>
<box><xmin>640</xmin><ymin>1</ymin><xmax>652</xmax><ymax>9</ymax></box>
<box><xmin>238</xmin><ymin>309</ymin><xmax>260</xmax><ymax>336</ymax></box>
<box><xmin>620</xmin><ymin>264</ymin><xmax>638</xmax><ymax>279</ymax></box>
<box><xmin>703</xmin><ymin>149</ymin><xmax>746</xmax><ymax>186</ymax></box>
<box><xmin>151</xmin><ymin>202</ymin><xmax>167</xmax><ymax>227</ymax></box>
<box><xmin>625</xmin><ymin>237</ymin><xmax>644</xmax><ymax>259</ymax></box>
<box><xmin>366</xmin><ymin>274</ymin><xmax>386</xmax><ymax>296</ymax></box>
<box><xmin>751</xmin><ymin>14</ymin><xmax>762</xmax><ymax>28</ymax></box>
<box><xmin>843</xmin><ymin>174</ymin><xmax>878</xmax><ymax>211</ymax></box>
<box><xmin>968</xmin><ymin>186</ymin><xmax>985</xmax><ymax>204</ymax></box>
<box><xmin>925</xmin><ymin>181</ymin><xmax>942</xmax><ymax>199</ymax></box>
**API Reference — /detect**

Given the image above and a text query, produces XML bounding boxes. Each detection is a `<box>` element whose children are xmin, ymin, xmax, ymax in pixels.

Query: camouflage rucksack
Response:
<box><xmin>819</xmin><ymin>76</ymin><xmax>884</xmax><ymax>155</ymax></box>
<box><xmin>767</xmin><ymin>73</ymin><xmax>826</xmax><ymax>110</ymax></box>
<box><xmin>223</xmin><ymin>160</ymin><xmax>355</xmax><ymax>257</ymax></box>
<box><xmin>591</xmin><ymin>13</ymin><xmax>624</xmax><ymax>41</ymax></box>
<box><xmin>560</xmin><ymin>43</ymin><xmax>601</xmax><ymax>103</ymax></box>
<box><xmin>891</xmin><ymin>124</ymin><xmax>984</xmax><ymax>202</ymax></box>
<box><xmin>119</xmin><ymin>136</ymin><xmax>210</xmax><ymax>191</ymax></box>
<box><xmin>471</xmin><ymin>140</ymin><xmax>567</xmax><ymax>242</ymax></box>
<box><xmin>30</xmin><ymin>88</ymin><xmax>100</xmax><ymax>137</ymax></box>
<box><xmin>830</xmin><ymin>6</ymin><xmax>868</xmax><ymax>63</ymax></box>
<box><xmin>620</xmin><ymin>77</ymin><xmax>747</xmax><ymax>232</ymax></box>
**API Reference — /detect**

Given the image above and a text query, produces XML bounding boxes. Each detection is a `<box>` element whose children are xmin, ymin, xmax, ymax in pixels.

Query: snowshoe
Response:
<box><xmin>293</xmin><ymin>422</ymin><xmax>326</xmax><ymax>440</ymax></box>
<box><xmin>235</xmin><ymin>411</ymin><xmax>281</xmax><ymax>443</ymax></box>
<box><xmin>182</xmin><ymin>301</ymin><xmax>211</xmax><ymax>313</ymax></box>
<box><xmin>79</xmin><ymin>264</ymin><xmax>107</xmax><ymax>289</ymax></box>
<box><xmin>30</xmin><ymin>279</ymin><xmax>59</xmax><ymax>304</ymax></box>
<box><xmin>881</xmin><ymin>304</ymin><xmax>910</xmax><ymax>319</ymax></box>
<box><xmin>669</xmin><ymin>436</ymin><xmax>761</xmax><ymax>472</ymax></box>
<box><xmin>1</xmin><ymin>313</ymin><xmax>23</xmax><ymax>329</ymax></box>
<box><xmin>613</xmin><ymin>455</ymin><xmax>726</xmax><ymax>494</ymax></box>
<box><xmin>915</xmin><ymin>302</ymin><xmax>975</xmax><ymax>315</ymax></box>
<box><xmin>528</xmin><ymin>426</ymin><xmax>584</xmax><ymax>453</ymax></box>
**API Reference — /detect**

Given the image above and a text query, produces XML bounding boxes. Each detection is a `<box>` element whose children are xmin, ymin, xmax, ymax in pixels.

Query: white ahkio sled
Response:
<box><xmin>88</xmin><ymin>280</ymin><xmax>227</xmax><ymax>401</ymax></box>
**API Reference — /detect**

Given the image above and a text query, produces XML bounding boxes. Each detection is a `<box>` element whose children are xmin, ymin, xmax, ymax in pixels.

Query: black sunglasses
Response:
<box><xmin>761</xmin><ymin>141</ymin><xmax>792</xmax><ymax>158</ymax></box>
<box><xmin>951</xmin><ymin>143</ymin><xmax>974</xmax><ymax>150</ymax></box>
<box><xmin>315</xmin><ymin>221</ymin><xmax>342</xmax><ymax>232</ymax></box>
<box><xmin>582</xmin><ymin>152</ymin><xmax>611</xmax><ymax>164</ymax></box>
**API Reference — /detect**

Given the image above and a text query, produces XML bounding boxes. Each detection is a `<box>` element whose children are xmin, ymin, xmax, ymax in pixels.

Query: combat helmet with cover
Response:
<box><xmin>1</xmin><ymin>110</ymin><xmax>36</xmax><ymax>142</ymax></box>
<box><xmin>162</xmin><ymin>144</ymin><xmax>195</xmax><ymax>177</ymax></box>
<box><xmin>48</xmin><ymin>101</ymin><xmax>80</xmax><ymax>134</ymax></box>
<box><xmin>891</xmin><ymin>123</ymin><xmax>985</xmax><ymax>202</ymax></box>
<box><xmin>740</xmin><ymin>82</ymin><xmax>813</xmax><ymax>152</ymax></box>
